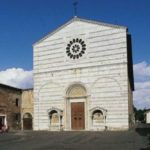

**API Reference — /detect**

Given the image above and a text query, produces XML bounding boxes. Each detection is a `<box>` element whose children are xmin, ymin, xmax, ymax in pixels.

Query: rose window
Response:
<box><xmin>66</xmin><ymin>38</ymin><xmax>86</xmax><ymax>60</ymax></box>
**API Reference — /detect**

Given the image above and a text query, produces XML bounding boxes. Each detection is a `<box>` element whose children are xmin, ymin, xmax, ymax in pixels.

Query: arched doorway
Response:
<box><xmin>66</xmin><ymin>84</ymin><xmax>87</xmax><ymax>130</ymax></box>
<box><xmin>23</xmin><ymin>113</ymin><xmax>32</xmax><ymax>130</ymax></box>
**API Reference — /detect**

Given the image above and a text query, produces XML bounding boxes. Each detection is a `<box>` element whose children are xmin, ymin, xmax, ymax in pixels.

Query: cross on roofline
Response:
<box><xmin>73</xmin><ymin>0</ymin><xmax>78</xmax><ymax>17</ymax></box>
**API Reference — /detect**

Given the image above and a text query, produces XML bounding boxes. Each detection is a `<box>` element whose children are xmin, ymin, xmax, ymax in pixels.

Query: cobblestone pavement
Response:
<box><xmin>0</xmin><ymin>124</ymin><xmax>150</xmax><ymax>150</ymax></box>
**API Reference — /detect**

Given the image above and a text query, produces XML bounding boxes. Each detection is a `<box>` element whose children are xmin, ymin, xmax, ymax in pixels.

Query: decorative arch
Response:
<box><xmin>66</xmin><ymin>82</ymin><xmax>87</xmax><ymax>98</ymax></box>
<box><xmin>23</xmin><ymin>113</ymin><xmax>32</xmax><ymax>119</ymax></box>
<box><xmin>91</xmin><ymin>77</ymin><xmax>122</xmax><ymax>91</ymax></box>
<box><xmin>90</xmin><ymin>107</ymin><xmax>107</xmax><ymax>117</ymax></box>
<box><xmin>48</xmin><ymin>107</ymin><xmax>63</xmax><ymax>117</ymax></box>
<box><xmin>36</xmin><ymin>80</ymin><xmax>62</xmax><ymax>101</ymax></box>
<box><xmin>91</xmin><ymin>77</ymin><xmax>122</xmax><ymax>102</ymax></box>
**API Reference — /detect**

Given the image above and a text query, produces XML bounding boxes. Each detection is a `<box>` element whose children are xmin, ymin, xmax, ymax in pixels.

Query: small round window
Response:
<box><xmin>66</xmin><ymin>38</ymin><xmax>86</xmax><ymax>60</ymax></box>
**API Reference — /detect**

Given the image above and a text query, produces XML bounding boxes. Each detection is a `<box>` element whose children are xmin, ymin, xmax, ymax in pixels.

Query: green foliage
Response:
<box><xmin>133</xmin><ymin>106</ymin><xmax>147</xmax><ymax>123</ymax></box>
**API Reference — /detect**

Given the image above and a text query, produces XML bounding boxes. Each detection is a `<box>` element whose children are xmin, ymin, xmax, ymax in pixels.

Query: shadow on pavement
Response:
<box><xmin>135</xmin><ymin>124</ymin><xmax>150</xmax><ymax>150</ymax></box>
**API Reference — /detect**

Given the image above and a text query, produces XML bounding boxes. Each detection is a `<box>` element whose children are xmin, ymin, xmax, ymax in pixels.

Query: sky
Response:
<box><xmin>0</xmin><ymin>0</ymin><xmax>150</xmax><ymax>109</ymax></box>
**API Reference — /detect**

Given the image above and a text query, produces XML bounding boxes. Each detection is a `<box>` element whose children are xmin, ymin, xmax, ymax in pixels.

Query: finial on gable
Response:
<box><xmin>73</xmin><ymin>0</ymin><xmax>78</xmax><ymax>17</ymax></box>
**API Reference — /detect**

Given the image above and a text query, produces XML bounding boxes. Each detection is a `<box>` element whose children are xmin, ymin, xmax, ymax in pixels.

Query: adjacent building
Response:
<box><xmin>33</xmin><ymin>17</ymin><xmax>134</xmax><ymax>131</ymax></box>
<box><xmin>0</xmin><ymin>84</ymin><xmax>22</xmax><ymax>130</ymax></box>
<box><xmin>145</xmin><ymin>110</ymin><xmax>150</xmax><ymax>124</ymax></box>
<box><xmin>21</xmin><ymin>89</ymin><xmax>33</xmax><ymax>130</ymax></box>
<box><xmin>0</xmin><ymin>84</ymin><xmax>34</xmax><ymax>130</ymax></box>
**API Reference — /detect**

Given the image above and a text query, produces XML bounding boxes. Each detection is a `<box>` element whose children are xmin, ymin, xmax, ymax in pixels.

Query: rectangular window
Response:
<box><xmin>16</xmin><ymin>98</ymin><xmax>19</xmax><ymax>107</ymax></box>
<box><xmin>15</xmin><ymin>113</ymin><xmax>20</xmax><ymax>122</ymax></box>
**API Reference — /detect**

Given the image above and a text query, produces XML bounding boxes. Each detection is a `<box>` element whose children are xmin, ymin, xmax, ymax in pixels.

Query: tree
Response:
<box><xmin>133</xmin><ymin>106</ymin><xmax>146</xmax><ymax>123</ymax></box>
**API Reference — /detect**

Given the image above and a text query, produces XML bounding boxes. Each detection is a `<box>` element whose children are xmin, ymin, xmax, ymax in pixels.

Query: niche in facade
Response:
<box><xmin>50</xmin><ymin>110</ymin><xmax>59</xmax><ymax>124</ymax></box>
<box><xmin>92</xmin><ymin>110</ymin><xmax>104</xmax><ymax>125</ymax></box>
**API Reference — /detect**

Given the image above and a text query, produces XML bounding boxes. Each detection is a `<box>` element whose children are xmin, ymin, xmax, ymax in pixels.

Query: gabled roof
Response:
<box><xmin>0</xmin><ymin>83</ymin><xmax>22</xmax><ymax>91</ymax></box>
<box><xmin>33</xmin><ymin>16</ymin><xmax>127</xmax><ymax>46</ymax></box>
<box><xmin>0</xmin><ymin>83</ymin><xmax>33</xmax><ymax>92</ymax></box>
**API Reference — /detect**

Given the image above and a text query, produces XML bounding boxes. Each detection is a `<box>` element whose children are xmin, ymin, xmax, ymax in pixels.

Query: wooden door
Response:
<box><xmin>23</xmin><ymin>118</ymin><xmax>32</xmax><ymax>130</ymax></box>
<box><xmin>71</xmin><ymin>102</ymin><xmax>85</xmax><ymax>130</ymax></box>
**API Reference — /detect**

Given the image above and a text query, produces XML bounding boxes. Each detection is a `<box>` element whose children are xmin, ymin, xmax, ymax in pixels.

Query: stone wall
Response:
<box><xmin>0</xmin><ymin>84</ymin><xmax>22</xmax><ymax>130</ymax></box>
<box><xmin>21</xmin><ymin>89</ymin><xmax>33</xmax><ymax>130</ymax></box>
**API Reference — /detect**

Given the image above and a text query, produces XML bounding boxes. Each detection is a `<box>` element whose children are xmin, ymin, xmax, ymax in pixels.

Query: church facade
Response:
<box><xmin>33</xmin><ymin>17</ymin><xmax>134</xmax><ymax>131</ymax></box>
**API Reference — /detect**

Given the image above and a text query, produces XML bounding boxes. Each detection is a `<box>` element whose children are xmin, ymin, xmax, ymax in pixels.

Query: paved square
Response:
<box><xmin>0</xmin><ymin>125</ymin><xmax>150</xmax><ymax>150</ymax></box>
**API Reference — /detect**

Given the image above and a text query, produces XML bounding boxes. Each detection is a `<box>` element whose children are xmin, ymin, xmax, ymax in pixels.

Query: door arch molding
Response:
<box><xmin>65</xmin><ymin>83</ymin><xmax>88</xmax><ymax>130</ymax></box>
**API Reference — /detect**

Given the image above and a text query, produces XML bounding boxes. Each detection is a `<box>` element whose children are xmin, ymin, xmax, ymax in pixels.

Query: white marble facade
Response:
<box><xmin>33</xmin><ymin>17</ymin><xmax>134</xmax><ymax>131</ymax></box>
<box><xmin>146</xmin><ymin>111</ymin><xmax>150</xmax><ymax>124</ymax></box>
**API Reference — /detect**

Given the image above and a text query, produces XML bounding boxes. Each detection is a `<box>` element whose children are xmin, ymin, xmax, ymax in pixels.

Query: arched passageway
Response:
<box><xmin>23</xmin><ymin>113</ymin><xmax>32</xmax><ymax>130</ymax></box>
